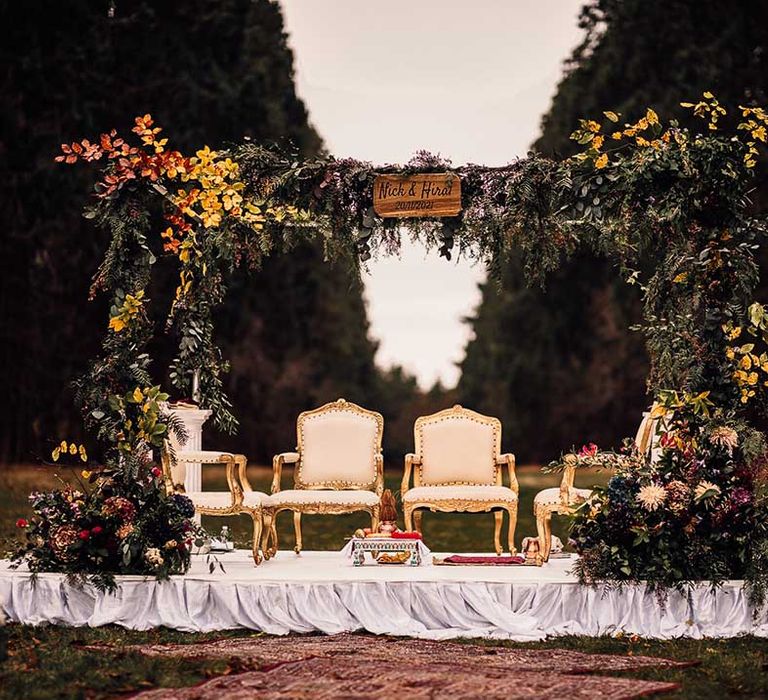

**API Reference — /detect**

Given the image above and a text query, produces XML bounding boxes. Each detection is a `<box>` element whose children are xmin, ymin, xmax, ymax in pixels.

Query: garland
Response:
<box><xmin>12</xmin><ymin>94</ymin><xmax>768</xmax><ymax>595</ymax></box>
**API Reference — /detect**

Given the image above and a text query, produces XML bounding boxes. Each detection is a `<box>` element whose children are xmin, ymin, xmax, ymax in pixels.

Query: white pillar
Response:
<box><xmin>166</xmin><ymin>405</ymin><xmax>212</xmax><ymax>493</ymax></box>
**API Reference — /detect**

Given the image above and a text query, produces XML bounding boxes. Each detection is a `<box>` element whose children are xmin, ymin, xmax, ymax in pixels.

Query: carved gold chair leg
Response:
<box><xmin>404</xmin><ymin>504</ymin><xmax>414</xmax><ymax>532</ymax></box>
<box><xmin>250</xmin><ymin>511</ymin><xmax>263</xmax><ymax>565</ymax></box>
<box><xmin>535</xmin><ymin>508</ymin><xmax>549</xmax><ymax>562</ymax></box>
<box><xmin>370</xmin><ymin>504</ymin><xmax>380</xmax><ymax>533</ymax></box>
<box><xmin>506</xmin><ymin>505</ymin><xmax>518</xmax><ymax>555</ymax></box>
<box><xmin>260</xmin><ymin>510</ymin><xmax>273</xmax><ymax>559</ymax></box>
<box><xmin>293</xmin><ymin>511</ymin><xmax>303</xmax><ymax>554</ymax></box>
<box><xmin>537</xmin><ymin>509</ymin><xmax>554</xmax><ymax>562</ymax></box>
<box><xmin>494</xmin><ymin>509</ymin><xmax>505</xmax><ymax>554</ymax></box>
<box><xmin>413</xmin><ymin>509</ymin><xmax>423</xmax><ymax>534</ymax></box>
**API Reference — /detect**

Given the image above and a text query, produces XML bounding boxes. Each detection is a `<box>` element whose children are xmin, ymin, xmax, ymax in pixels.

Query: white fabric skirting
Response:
<box><xmin>2</xmin><ymin>552</ymin><xmax>768</xmax><ymax>641</ymax></box>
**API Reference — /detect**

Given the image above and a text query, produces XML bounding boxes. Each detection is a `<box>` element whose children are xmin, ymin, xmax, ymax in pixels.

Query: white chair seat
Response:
<box><xmin>534</xmin><ymin>486</ymin><xmax>592</xmax><ymax>507</ymax></box>
<box><xmin>266</xmin><ymin>489</ymin><xmax>379</xmax><ymax>507</ymax></box>
<box><xmin>187</xmin><ymin>492</ymin><xmax>236</xmax><ymax>510</ymax></box>
<box><xmin>402</xmin><ymin>485</ymin><xmax>518</xmax><ymax>503</ymax></box>
<box><xmin>188</xmin><ymin>490</ymin><xmax>268</xmax><ymax>510</ymax></box>
<box><xmin>242</xmin><ymin>491</ymin><xmax>268</xmax><ymax>508</ymax></box>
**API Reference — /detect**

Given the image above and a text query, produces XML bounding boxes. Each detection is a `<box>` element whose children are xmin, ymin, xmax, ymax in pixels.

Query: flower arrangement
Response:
<box><xmin>568</xmin><ymin>394</ymin><xmax>768</xmax><ymax>597</ymax></box>
<box><xmin>12</xmin><ymin>464</ymin><xmax>198</xmax><ymax>591</ymax></box>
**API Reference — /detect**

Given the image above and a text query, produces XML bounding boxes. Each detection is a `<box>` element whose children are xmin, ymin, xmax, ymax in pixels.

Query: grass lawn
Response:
<box><xmin>2</xmin><ymin>464</ymin><xmax>767</xmax><ymax>698</ymax></box>
<box><xmin>1</xmin><ymin>462</ymin><xmax>599</xmax><ymax>553</ymax></box>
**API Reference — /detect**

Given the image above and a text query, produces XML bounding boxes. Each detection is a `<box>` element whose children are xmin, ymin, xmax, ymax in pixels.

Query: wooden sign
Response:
<box><xmin>373</xmin><ymin>173</ymin><xmax>461</xmax><ymax>218</ymax></box>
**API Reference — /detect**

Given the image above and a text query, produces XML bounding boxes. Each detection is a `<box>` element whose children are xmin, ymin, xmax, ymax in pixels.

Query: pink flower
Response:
<box><xmin>91</xmin><ymin>525</ymin><xmax>103</xmax><ymax>536</ymax></box>
<box><xmin>78</xmin><ymin>529</ymin><xmax>90</xmax><ymax>541</ymax></box>
<box><xmin>579</xmin><ymin>443</ymin><xmax>599</xmax><ymax>458</ymax></box>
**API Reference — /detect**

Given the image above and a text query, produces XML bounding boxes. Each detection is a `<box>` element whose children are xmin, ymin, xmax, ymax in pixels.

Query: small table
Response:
<box><xmin>349</xmin><ymin>537</ymin><xmax>425</xmax><ymax>566</ymax></box>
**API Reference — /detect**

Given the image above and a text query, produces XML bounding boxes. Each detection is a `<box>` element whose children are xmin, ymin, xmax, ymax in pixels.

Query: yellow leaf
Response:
<box><xmin>133</xmin><ymin>387</ymin><xmax>144</xmax><ymax>402</ymax></box>
<box><xmin>52</xmin><ymin>447</ymin><xmax>60</xmax><ymax>462</ymax></box>
<box><xmin>79</xmin><ymin>445</ymin><xmax>88</xmax><ymax>462</ymax></box>
<box><xmin>703</xmin><ymin>91</ymin><xmax>714</xmax><ymax>99</ymax></box>
<box><xmin>60</xmin><ymin>440</ymin><xmax>68</xmax><ymax>451</ymax></box>
<box><xmin>603</xmin><ymin>111</ymin><xmax>619</xmax><ymax>122</ymax></box>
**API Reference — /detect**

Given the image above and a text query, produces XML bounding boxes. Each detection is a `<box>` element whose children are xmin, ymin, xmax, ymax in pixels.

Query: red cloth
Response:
<box><xmin>391</xmin><ymin>531</ymin><xmax>422</xmax><ymax>540</ymax></box>
<box><xmin>442</xmin><ymin>555</ymin><xmax>524</xmax><ymax>565</ymax></box>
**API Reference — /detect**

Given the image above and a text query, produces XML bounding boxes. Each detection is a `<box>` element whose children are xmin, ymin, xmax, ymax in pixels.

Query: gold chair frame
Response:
<box><xmin>401</xmin><ymin>405</ymin><xmax>519</xmax><ymax>555</ymax></box>
<box><xmin>534</xmin><ymin>407</ymin><xmax>661</xmax><ymax>562</ymax></box>
<box><xmin>261</xmin><ymin>398</ymin><xmax>384</xmax><ymax>558</ymax></box>
<box><xmin>161</xmin><ymin>449</ymin><xmax>265</xmax><ymax>564</ymax></box>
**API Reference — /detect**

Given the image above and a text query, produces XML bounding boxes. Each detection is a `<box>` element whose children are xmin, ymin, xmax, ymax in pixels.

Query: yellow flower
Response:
<box><xmin>646</xmin><ymin>108</ymin><xmax>659</xmax><ymax>125</ymax></box>
<box><xmin>595</xmin><ymin>153</ymin><xmax>608</xmax><ymax>169</ymax></box>
<box><xmin>592</xmin><ymin>135</ymin><xmax>604</xmax><ymax>150</ymax></box>
<box><xmin>109</xmin><ymin>316</ymin><xmax>127</xmax><ymax>332</ymax></box>
<box><xmin>132</xmin><ymin>387</ymin><xmax>144</xmax><ymax>402</ymax></box>
<box><xmin>82</xmin><ymin>470</ymin><xmax>92</xmax><ymax>479</ymax></box>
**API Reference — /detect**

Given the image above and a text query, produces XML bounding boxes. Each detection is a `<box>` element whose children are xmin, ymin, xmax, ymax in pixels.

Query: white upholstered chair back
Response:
<box><xmin>296</xmin><ymin>399</ymin><xmax>383</xmax><ymax>489</ymax></box>
<box><xmin>414</xmin><ymin>406</ymin><xmax>500</xmax><ymax>486</ymax></box>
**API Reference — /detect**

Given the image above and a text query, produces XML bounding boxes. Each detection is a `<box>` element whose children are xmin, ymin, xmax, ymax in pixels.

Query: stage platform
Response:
<box><xmin>2</xmin><ymin>550</ymin><xmax>767</xmax><ymax>640</ymax></box>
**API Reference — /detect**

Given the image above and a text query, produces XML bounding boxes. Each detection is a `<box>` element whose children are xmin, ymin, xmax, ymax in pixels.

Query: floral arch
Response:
<box><xmin>16</xmin><ymin>94</ymin><xmax>768</xmax><ymax>596</ymax></box>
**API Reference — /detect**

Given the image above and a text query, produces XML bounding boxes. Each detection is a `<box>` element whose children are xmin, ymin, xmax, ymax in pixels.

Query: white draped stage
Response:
<box><xmin>2</xmin><ymin>551</ymin><xmax>767</xmax><ymax>640</ymax></box>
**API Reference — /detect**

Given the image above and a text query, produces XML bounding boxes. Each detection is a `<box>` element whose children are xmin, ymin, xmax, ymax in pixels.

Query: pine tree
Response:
<box><xmin>458</xmin><ymin>0</ymin><xmax>768</xmax><ymax>462</ymax></box>
<box><xmin>0</xmin><ymin>0</ymin><xmax>382</xmax><ymax>463</ymax></box>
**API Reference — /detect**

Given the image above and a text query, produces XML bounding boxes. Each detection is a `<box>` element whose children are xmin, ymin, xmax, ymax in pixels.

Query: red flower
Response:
<box><xmin>151</xmin><ymin>466</ymin><xmax>162</xmax><ymax>478</ymax></box>
<box><xmin>579</xmin><ymin>443</ymin><xmax>599</xmax><ymax>458</ymax></box>
<box><xmin>91</xmin><ymin>525</ymin><xmax>103</xmax><ymax>536</ymax></box>
<box><xmin>78</xmin><ymin>529</ymin><xmax>90</xmax><ymax>541</ymax></box>
<box><xmin>16</xmin><ymin>518</ymin><xmax>28</xmax><ymax>528</ymax></box>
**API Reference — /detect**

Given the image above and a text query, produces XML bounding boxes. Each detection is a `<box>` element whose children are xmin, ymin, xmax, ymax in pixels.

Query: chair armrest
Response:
<box><xmin>173</xmin><ymin>450</ymin><xmax>237</xmax><ymax>463</ymax></box>
<box><xmin>559</xmin><ymin>454</ymin><xmax>579</xmax><ymax>505</ymax></box>
<box><xmin>163</xmin><ymin>449</ymin><xmax>244</xmax><ymax>508</ymax></box>
<box><xmin>401</xmin><ymin>453</ymin><xmax>420</xmax><ymax>496</ymax></box>
<box><xmin>271</xmin><ymin>452</ymin><xmax>299</xmax><ymax>494</ymax></box>
<box><xmin>498</xmin><ymin>453</ymin><xmax>518</xmax><ymax>495</ymax></box>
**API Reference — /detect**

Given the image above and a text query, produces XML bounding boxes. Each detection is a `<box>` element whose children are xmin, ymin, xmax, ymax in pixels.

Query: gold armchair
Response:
<box><xmin>534</xmin><ymin>406</ymin><xmax>663</xmax><ymax>562</ymax></box>
<box><xmin>161</xmin><ymin>450</ymin><xmax>268</xmax><ymax>564</ymax></box>
<box><xmin>401</xmin><ymin>405</ymin><xmax>519</xmax><ymax>555</ymax></box>
<box><xmin>261</xmin><ymin>398</ymin><xmax>384</xmax><ymax>557</ymax></box>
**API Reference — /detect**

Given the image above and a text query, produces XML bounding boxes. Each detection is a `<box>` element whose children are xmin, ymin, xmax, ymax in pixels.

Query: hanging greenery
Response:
<box><xmin>13</xmin><ymin>94</ymin><xmax>768</xmax><ymax>595</ymax></box>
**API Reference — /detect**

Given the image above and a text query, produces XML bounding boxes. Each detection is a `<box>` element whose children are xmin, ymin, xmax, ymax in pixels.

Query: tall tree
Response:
<box><xmin>459</xmin><ymin>0</ymin><xmax>768</xmax><ymax>462</ymax></box>
<box><xmin>0</xmin><ymin>0</ymin><xmax>383</xmax><ymax>463</ymax></box>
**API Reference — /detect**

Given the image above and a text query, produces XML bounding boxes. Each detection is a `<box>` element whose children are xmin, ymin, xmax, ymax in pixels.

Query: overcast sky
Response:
<box><xmin>280</xmin><ymin>0</ymin><xmax>584</xmax><ymax>388</ymax></box>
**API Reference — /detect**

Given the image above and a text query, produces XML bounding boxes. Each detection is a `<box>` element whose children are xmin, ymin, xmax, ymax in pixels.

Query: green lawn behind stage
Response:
<box><xmin>0</xmin><ymin>463</ymin><xmax>608</xmax><ymax>554</ymax></box>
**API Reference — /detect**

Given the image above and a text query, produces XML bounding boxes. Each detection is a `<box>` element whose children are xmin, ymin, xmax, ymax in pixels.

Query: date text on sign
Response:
<box><xmin>373</xmin><ymin>173</ymin><xmax>461</xmax><ymax>218</ymax></box>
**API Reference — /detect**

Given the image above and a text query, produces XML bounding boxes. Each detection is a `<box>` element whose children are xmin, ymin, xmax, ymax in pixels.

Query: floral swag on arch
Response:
<box><xmin>11</xmin><ymin>93</ymin><xmax>768</xmax><ymax>598</ymax></box>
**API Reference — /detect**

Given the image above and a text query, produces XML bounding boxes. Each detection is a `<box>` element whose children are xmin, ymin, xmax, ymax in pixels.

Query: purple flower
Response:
<box><xmin>731</xmin><ymin>487</ymin><xmax>752</xmax><ymax>508</ymax></box>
